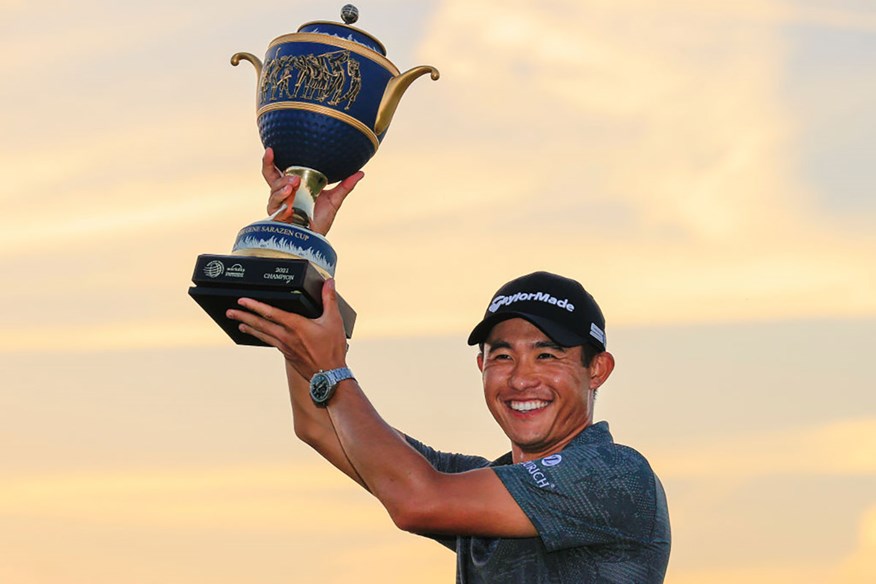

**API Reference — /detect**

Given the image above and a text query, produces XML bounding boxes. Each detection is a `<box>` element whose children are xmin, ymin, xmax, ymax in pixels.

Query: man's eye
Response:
<box><xmin>491</xmin><ymin>353</ymin><xmax>511</xmax><ymax>361</ymax></box>
<box><xmin>537</xmin><ymin>352</ymin><xmax>558</xmax><ymax>359</ymax></box>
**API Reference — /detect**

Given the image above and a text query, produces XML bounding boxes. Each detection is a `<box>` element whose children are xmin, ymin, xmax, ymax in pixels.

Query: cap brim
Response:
<box><xmin>467</xmin><ymin>311</ymin><xmax>591</xmax><ymax>348</ymax></box>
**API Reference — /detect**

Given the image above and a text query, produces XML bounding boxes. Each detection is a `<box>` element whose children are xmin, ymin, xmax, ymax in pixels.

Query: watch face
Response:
<box><xmin>311</xmin><ymin>373</ymin><xmax>332</xmax><ymax>403</ymax></box>
<box><xmin>310</xmin><ymin>368</ymin><xmax>353</xmax><ymax>405</ymax></box>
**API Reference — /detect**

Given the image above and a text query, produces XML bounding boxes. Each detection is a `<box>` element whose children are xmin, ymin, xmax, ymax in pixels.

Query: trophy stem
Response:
<box><xmin>284</xmin><ymin>166</ymin><xmax>328</xmax><ymax>228</ymax></box>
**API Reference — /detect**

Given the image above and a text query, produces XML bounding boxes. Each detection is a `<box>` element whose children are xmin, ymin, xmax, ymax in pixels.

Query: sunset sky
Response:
<box><xmin>2</xmin><ymin>0</ymin><xmax>875</xmax><ymax>582</ymax></box>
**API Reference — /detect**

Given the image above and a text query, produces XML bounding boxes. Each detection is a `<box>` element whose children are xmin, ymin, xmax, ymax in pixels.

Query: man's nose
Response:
<box><xmin>509</xmin><ymin>359</ymin><xmax>539</xmax><ymax>391</ymax></box>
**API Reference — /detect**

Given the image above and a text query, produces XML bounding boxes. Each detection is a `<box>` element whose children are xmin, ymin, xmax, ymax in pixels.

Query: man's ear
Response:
<box><xmin>476</xmin><ymin>352</ymin><xmax>485</xmax><ymax>373</ymax></box>
<box><xmin>589</xmin><ymin>351</ymin><xmax>615</xmax><ymax>390</ymax></box>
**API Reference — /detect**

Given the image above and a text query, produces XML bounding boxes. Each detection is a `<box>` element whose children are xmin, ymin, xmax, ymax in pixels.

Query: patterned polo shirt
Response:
<box><xmin>406</xmin><ymin>422</ymin><xmax>670</xmax><ymax>583</ymax></box>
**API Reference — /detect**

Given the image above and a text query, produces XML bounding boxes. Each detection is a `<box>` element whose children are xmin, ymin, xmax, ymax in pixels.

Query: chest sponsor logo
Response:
<box><xmin>541</xmin><ymin>454</ymin><xmax>562</xmax><ymax>467</ymax></box>
<box><xmin>521</xmin><ymin>460</ymin><xmax>554</xmax><ymax>489</ymax></box>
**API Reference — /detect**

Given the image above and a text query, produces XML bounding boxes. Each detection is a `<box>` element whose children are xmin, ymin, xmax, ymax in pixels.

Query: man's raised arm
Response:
<box><xmin>260</xmin><ymin>147</ymin><xmax>366</xmax><ymax>487</ymax></box>
<box><xmin>227</xmin><ymin>281</ymin><xmax>537</xmax><ymax>538</ymax></box>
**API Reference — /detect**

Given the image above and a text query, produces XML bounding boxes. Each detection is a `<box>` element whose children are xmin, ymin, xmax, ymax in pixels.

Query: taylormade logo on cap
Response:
<box><xmin>488</xmin><ymin>291</ymin><xmax>576</xmax><ymax>314</ymax></box>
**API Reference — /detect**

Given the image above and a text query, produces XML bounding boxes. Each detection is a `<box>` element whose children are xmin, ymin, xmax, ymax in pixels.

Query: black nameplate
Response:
<box><xmin>188</xmin><ymin>254</ymin><xmax>356</xmax><ymax>346</ymax></box>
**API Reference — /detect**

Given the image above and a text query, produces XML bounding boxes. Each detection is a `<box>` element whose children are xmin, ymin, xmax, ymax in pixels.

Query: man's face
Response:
<box><xmin>477</xmin><ymin>318</ymin><xmax>612</xmax><ymax>462</ymax></box>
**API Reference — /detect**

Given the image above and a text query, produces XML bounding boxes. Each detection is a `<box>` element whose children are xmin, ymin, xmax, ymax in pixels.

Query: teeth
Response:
<box><xmin>510</xmin><ymin>400</ymin><xmax>549</xmax><ymax>412</ymax></box>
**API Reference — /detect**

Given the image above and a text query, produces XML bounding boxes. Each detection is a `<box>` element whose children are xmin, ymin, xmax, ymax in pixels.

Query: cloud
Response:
<box><xmin>334</xmin><ymin>539</ymin><xmax>453</xmax><ymax>584</ymax></box>
<box><xmin>335</xmin><ymin>0</ymin><xmax>875</xmax><ymax>333</ymax></box>
<box><xmin>0</xmin><ymin>458</ymin><xmax>452</xmax><ymax>584</ymax></box>
<box><xmin>668</xmin><ymin>563</ymin><xmax>834</xmax><ymax>584</ymax></box>
<box><xmin>419</xmin><ymin>0</ymin><xmax>797</xmax><ymax>230</ymax></box>
<box><xmin>641</xmin><ymin>412</ymin><xmax>876</xmax><ymax>584</ymax></box>
<box><xmin>836</xmin><ymin>504</ymin><xmax>876</xmax><ymax>583</ymax></box>
<box><xmin>701</xmin><ymin>0</ymin><xmax>876</xmax><ymax>33</ymax></box>
<box><xmin>0</xmin><ymin>319</ymin><xmax>225</xmax><ymax>352</ymax></box>
<box><xmin>671</xmin><ymin>503</ymin><xmax>876</xmax><ymax>583</ymax></box>
<box><xmin>655</xmin><ymin>417</ymin><xmax>876</xmax><ymax>479</ymax></box>
<box><xmin>0</xmin><ymin>462</ymin><xmax>384</xmax><ymax>532</ymax></box>
<box><xmin>0</xmin><ymin>169</ymin><xmax>254</xmax><ymax>257</ymax></box>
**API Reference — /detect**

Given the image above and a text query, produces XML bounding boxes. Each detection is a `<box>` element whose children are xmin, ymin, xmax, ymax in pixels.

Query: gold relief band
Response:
<box><xmin>267</xmin><ymin>33</ymin><xmax>400</xmax><ymax>76</ymax></box>
<box><xmin>257</xmin><ymin>102</ymin><xmax>380</xmax><ymax>151</ymax></box>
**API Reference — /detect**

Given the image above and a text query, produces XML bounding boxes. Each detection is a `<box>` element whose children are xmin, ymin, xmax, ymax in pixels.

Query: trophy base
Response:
<box><xmin>188</xmin><ymin>254</ymin><xmax>356</xmax><ymax>346</ymax></box>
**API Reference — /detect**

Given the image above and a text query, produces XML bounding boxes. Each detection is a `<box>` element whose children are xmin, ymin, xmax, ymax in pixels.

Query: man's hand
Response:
<box><xmin>226</xmin><ymin>278</ymin><xmax>349</xmax><ymax>381</ymax></box>
<box><xmin>263</xmin><ymin>147</ymin><xmax>365</xmax><ymax>236</ymax></box>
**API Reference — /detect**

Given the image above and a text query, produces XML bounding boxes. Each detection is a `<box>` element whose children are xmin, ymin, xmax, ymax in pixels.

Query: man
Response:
<box><xmin>225</xmin><ymin>150</ymin><xmax>671</xmax><ymax>582</ymax></box>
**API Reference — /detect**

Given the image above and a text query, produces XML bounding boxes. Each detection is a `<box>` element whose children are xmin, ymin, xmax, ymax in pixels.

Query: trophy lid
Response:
<box><xmin>298</xmin><ymin>4</ymin><xmax>387</xmax><ymax>56</ymax></box>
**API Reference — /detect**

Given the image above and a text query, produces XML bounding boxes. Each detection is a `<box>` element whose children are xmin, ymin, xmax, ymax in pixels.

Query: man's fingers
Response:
<box><xmin>262</xmin><ymin>148</ymin><xmax>283</xmax><ymax>184</ymax></box>
<box><xmin>238</xmin><ymin>320</ymin><xmax>282</xmax><ymax>349</ymax></box>
<box><xmin>229</xmin><ymin>293</ymin><xmax>346</xmax><ymax>374</ymax></box>
<box><xmin>267</xmin><ymin>189</ymin><xmax>286</xmax><ymax>213</ymax></box>
<box><xmin>319</xmin><ymin>279</ymin><xmax>344</xmax><ymax>325</ymax></box>
<box><xmin>322</xmin><ymin>278</ymin><xmax>337</xmax><ymax>309</ymax></box>
<box><xmin>227</xmin><ymin>307</ymin><xmax>279</xmax><ymax>346</ymax></box>
<box><xmin>234</xmin><ymin>298</ymin><xmax>287</xmax><ymax>324</ymax></box>
<box><xmin>267</xmin><ymin>175</ymin><xmax>300</xmax><ymax>219</ymax></box>
<box><xmin>309</xmin><ymin>172</ymin><xmax>365</xmax><ymax>235</ymax></box>
<box><xmin>338</xmin><ymin>170</ymin><xmax>365</xmax><ymax>192</ymax></box>
<box><xmin>325</xmin><ymin>171</ymin><xmax>365</xmax><ymax>205</ymax></box>
<box><xmin>228</xmin><ymin>299</ymin><xmax>300</xmax><ymax>341</ymax></box>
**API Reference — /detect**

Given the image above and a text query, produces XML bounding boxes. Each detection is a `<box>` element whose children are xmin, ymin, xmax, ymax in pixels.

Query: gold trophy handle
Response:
<box><xmin>230</xmin><ymin>52</ymin><xmax>264</xmax><ymax>76</ymax></box>
<box><xmin>374</xmin><ymin>65</ymin><xmax>440</xmax><ymax>136</ymax></box>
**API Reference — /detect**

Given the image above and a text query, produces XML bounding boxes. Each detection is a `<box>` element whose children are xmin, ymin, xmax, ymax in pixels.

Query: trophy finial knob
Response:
<box><xmin>341</xmin><ymin>4</ymin><xmax>359</xmax><ymax>25</ymax></box>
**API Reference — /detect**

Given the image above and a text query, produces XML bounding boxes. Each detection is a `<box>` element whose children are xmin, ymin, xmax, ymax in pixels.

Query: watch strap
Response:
<box><xmin>323</xmin><ymin>366</ymin><xmax>355</xmax><ymax>387</ymax></box>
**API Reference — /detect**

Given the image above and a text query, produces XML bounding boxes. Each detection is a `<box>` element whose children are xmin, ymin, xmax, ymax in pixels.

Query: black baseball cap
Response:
<box><xmin>467</xmin><ymin>271</ymin><xmax>607</xmax><ymax>351</ymax></box>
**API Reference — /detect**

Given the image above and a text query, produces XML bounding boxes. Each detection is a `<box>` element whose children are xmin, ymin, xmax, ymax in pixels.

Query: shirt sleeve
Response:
<box><xmin>404</xmin><ymin>434</ymin><xmax>492</xmax><ymax>473</ymax></box>
<box><xmin>403</xmin><ymin>435</ymin><xmax>492</xmax><ymax>550</ymax></box>
<box><xmin>492</xmin><ymin>443</ymin><xmax>659</xmax><ymax>552</ymax></box>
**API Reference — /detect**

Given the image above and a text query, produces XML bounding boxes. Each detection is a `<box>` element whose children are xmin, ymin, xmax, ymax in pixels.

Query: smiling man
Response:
<box><xmin>226</xmin><ymin>155</ymin><xmax>670</xmax><ymax>582</ymax></box>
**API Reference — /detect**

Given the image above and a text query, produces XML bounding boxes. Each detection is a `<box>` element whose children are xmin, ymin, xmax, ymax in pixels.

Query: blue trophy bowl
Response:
<box><xmin>254</xmin><ymin>26</ymin><xmax>391</xmax><ymax>184</ymax></box>
<box><xmin>233</xmin><ymin>18</ymin><xmax>437</xmax><ymax>187</ymax></box>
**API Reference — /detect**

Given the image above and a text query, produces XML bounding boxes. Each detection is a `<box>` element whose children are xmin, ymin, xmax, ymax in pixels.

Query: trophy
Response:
<box><xmin>189</xmin><ymin>4</ymin><xmax>439</xmax><ymax>346</ymax></box>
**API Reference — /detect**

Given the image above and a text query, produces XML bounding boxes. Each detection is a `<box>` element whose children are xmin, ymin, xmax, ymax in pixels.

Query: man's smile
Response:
<box><xmin>508</xmin><ymin>399</ymin><xmax>551</xmax><ymax>413</ymax></box>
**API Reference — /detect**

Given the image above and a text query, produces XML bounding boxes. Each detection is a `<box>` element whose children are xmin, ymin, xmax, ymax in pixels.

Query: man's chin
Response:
<box><xmin>504</xmin><ymin>426</ymin><xmax>550</xmax><ymax>451</ymax></box>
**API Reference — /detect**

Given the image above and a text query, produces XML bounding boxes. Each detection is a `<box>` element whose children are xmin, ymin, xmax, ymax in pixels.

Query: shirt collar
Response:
<box><xmin>492</xmin><ymin>421</ymin><xmax>613</xmax><ymax>466</ymax></box>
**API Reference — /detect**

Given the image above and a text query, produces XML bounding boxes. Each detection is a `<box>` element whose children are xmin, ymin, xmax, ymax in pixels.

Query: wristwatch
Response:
<box><xmin>309</xmin><ymin>367</ymin><xmax>355</xmax><ymax>406</ymax></box>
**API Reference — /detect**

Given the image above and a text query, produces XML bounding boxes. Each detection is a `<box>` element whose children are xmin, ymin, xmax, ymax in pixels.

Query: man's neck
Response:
<box><xmin>510</xmin><ymin>422</ymin><xmax>592</xmax><ymax>464</ymax></box>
